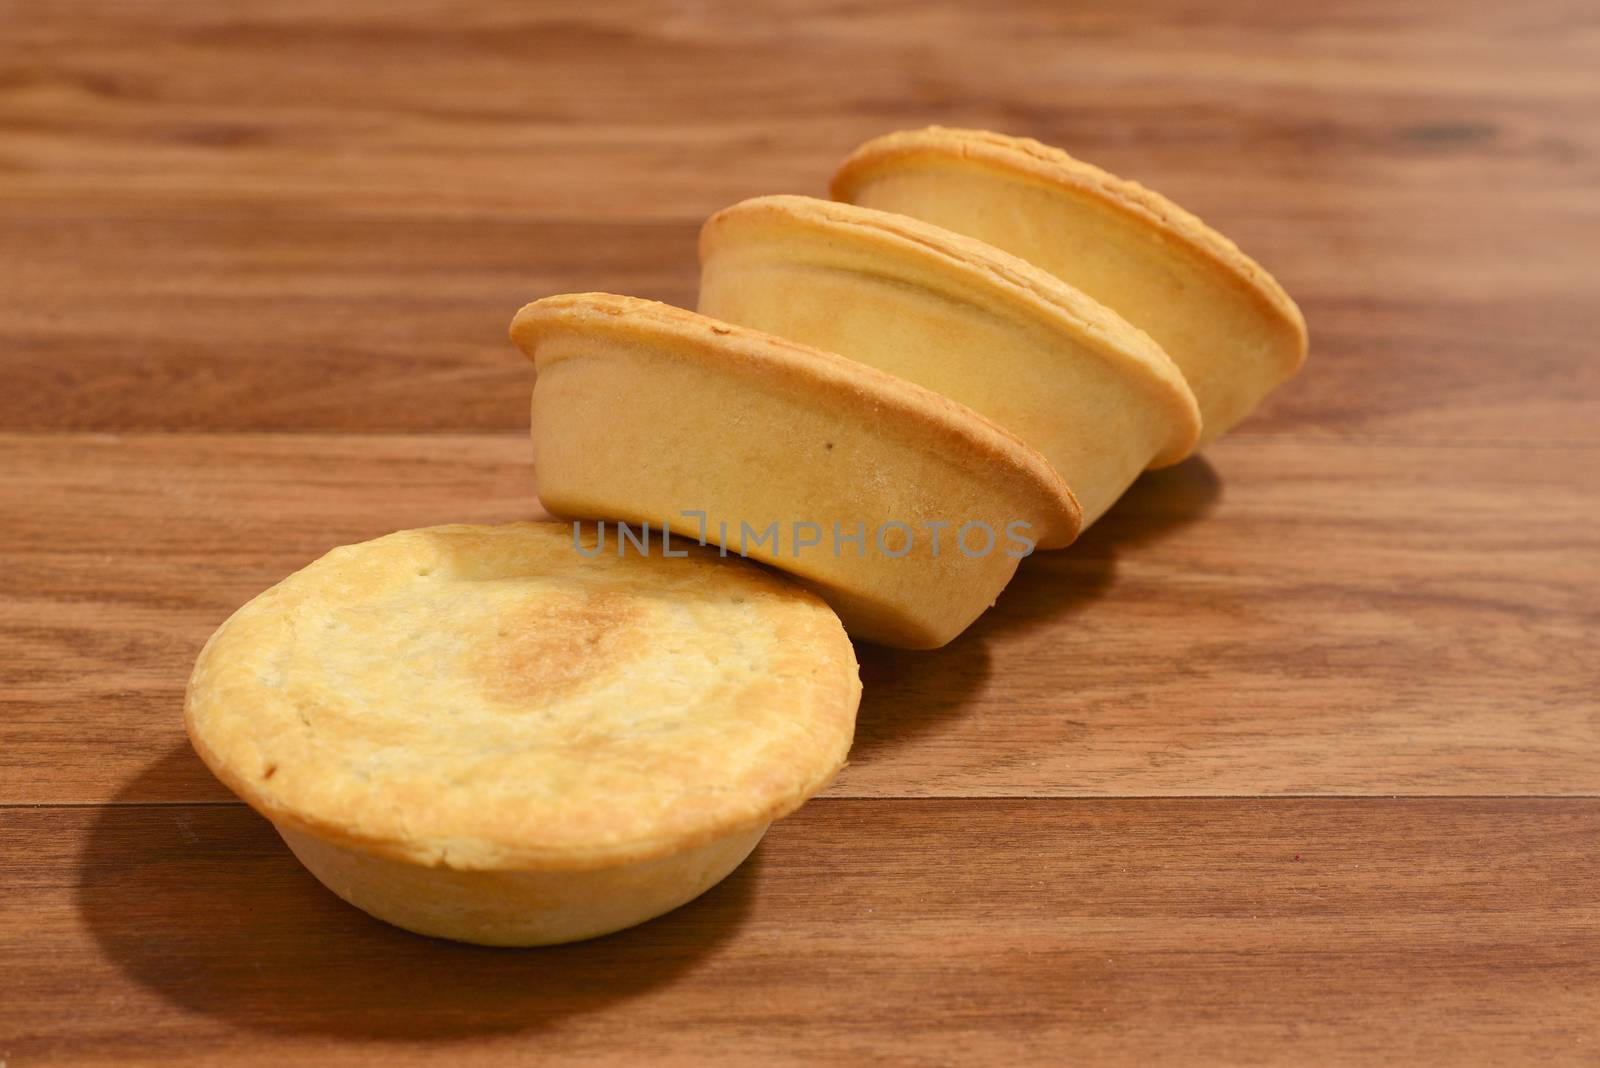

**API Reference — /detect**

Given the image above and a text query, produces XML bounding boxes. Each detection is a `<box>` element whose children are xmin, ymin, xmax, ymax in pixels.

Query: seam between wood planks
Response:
<box><xmin>6</xmin><ymin>795</ymin><xmax>1599</xmax><ymax>811</ymax></box>
<box><xmin>1</xmin><ymin>431</ymin><xmax>1599</xmax><ymax>449</ymax></box>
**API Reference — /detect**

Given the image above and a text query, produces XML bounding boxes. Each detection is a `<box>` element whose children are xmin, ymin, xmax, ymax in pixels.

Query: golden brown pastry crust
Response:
<box><xmin>511</xmin><ymin>293</ymin><xmax>1084</xmax><ymax>646</ymax></box>
<box><xmin>185</xmin><ymin>522</ymin><xmax>860</xmax><ymax>872</ymax></box>
<box><xmin>512</xmin><ymin>292</ymin><xmax>1083</xmax><ymax>542</ymax></box>
<box><xmin>698</xmin><ymin>195</ymin><xmax>1201</xmax><ymax>467</ymax></box>
<box><xmin>831</xmin><ymin>126</ymin><xmax>1308</xmax><ymax>352</ymax></box>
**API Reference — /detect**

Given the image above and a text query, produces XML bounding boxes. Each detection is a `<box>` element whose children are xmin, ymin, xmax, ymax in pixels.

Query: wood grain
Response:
<box><xmin>4</xmin><ymin>792</ymin><xmax>1597</xmax><ymax>1066</ymax></box>
<box><xmin>3</xmin><ymin>0</ymin><xmax>1597</xmax><ymax>436</ymax></box>
<box><xmin>5</xmin><ymin>0</ymin><xmax>1599</xmax><ymax>1062</ymax></box>
<box><xmin>4</xmin><ymin>432</ymin><xmax>1596</xmax><ymax>805</ymax></box>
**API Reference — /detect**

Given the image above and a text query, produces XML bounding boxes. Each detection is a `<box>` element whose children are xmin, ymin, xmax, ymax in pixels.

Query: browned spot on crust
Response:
<box><xmin>471</xmin><ymin>589</ymin><xmax>645</xmax><ymax>707</ymax></box>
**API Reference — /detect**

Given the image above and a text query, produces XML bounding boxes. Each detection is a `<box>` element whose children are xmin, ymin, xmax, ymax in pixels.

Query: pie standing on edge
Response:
<box><xmin>512</xmin><ymin>292</ymin><xmax>1082</xmax><ymax>649</ymax></box>
<box><xmin>831</xmin><ymin>126</ymin><xmax>1308</xmax><ymax>443</ymax></box>
<box><xmin>698</xmin><ymin>195</ymin><xmax>1201</xmax><ymax>527</ymax></box>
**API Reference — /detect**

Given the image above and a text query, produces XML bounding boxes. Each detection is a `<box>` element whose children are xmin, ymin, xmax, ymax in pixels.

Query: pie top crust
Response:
<box><xmin>185</xmin><ymin>522</ymin><xmax>861</xmax><ymax>871</ymax></box>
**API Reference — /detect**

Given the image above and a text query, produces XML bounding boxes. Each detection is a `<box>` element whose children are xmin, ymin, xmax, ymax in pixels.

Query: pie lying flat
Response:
<box><xmin>185</xmin><ymin>522</ymin><xmax>860</xmax><ymax>945</ymax></box>
<box><xmin>697</xmin><ymin>195</ymin><xmax>1201</xmax><ymax>527</ymax></box>
<box><xmin>831</xmin><ymin>126</ymin><xmax>1308</xmax><ymax>443</ymax></box>
<box><xmin>511</xmin><ymin>293</ymin><xmax>1081</xmax><ymax>649</ymax></box>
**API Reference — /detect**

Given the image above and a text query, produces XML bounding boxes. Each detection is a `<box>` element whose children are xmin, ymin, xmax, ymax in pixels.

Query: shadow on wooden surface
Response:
<box><xmin>850</xmin><ymin>456</ymin><xmax>1220</xmax><ymax>762</ymax></box>
<box><xmin>992</xmin><ymin>453</ymin><xmax>1223</xmax><ymax>640</ymax></box>
<box><xmin>76</xmin><ymin>745</ymin><xmax>759</xmax><ymax>1041</ymax></box>
<box><xmin>1093</xmin><ymin>453</ymin><xmax>1225</xmax><ymax>552</ymax></box>
<box><xmin>851</xmin><ymin>632</ymin><xmax>994</xmax><ymax>762</ymax></box>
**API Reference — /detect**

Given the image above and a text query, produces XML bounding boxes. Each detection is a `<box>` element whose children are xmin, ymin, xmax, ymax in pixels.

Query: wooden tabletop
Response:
<box><xmin>4</xmin><ymin>2</ymin><xmax>1598</xmax><ymax>1064</ymax></box>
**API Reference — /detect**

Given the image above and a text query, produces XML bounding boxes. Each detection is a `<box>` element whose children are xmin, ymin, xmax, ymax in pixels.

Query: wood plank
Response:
<box><xmin>0</xmin><ymin>207</ymin><xmax>670</xmax><ymax>431</ymax></box>
<box><xmin>3</xmin><ymin>0</ymin><xmax>1597</xmax><ymax>435</ymax></box>
<box><xmin>4</xmin><ymin>433</ymin><xmax>1596</xmax><ymax>805</ymax></box>
<box><xmin>3</xmin><ymin>796</ymin><xmax>1596</xmax><ymax>1066</ymax></box>
<box><xmin>7</xmin><ymin>1</ymin><xmax>1591</xmax><ymax>220</ymax></box>
<box><xmin>5</xmin><ymin>1</ymin><xmax>1597</xmax><ymax>1060</ymax></box>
